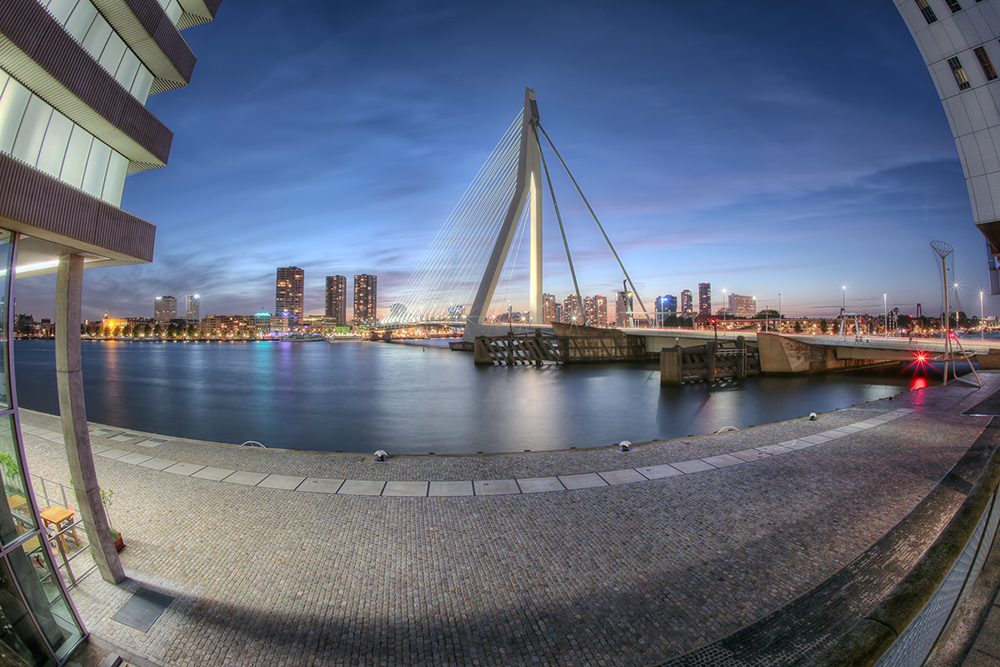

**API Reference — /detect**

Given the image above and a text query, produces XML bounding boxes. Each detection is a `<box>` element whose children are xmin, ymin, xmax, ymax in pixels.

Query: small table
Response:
<box><xmin>40</xmin><ymin>507</ymin><xmax>76</xmax><ymax>553</ymax></box>
<box><xmin>7</xmin><ymin>495</ymin><xmax>26</xmax><ymax>511</ymax></box>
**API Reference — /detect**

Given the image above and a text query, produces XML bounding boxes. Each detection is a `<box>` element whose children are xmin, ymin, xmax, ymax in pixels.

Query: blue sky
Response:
<box><xmin>15</xmin><ymin>1</ymin><xmax>991</xmax><ymax>321</ymax></box>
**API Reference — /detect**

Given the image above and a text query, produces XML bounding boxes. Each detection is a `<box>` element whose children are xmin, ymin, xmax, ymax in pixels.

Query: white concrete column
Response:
<box><xmin>55</xmin><ymin>254</ymin><xmax>124</xmax><ymax>584</ymax></box>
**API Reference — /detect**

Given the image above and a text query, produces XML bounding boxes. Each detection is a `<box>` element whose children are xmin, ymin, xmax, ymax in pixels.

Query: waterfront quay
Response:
<box><xmin>20</xmin><ymin>377</ymin><xmax>1000</xmax><ymax>666</ymax></box>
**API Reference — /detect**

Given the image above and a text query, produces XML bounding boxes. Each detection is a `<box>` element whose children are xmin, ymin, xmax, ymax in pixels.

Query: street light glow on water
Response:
<box><xmin>14</xmin><ymin>340</ymin><xmax>914</xmax><ymax>455</ymax></box>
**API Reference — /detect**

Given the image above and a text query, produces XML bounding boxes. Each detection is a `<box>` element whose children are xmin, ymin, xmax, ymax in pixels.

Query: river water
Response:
<box><xmin>11</xmin><ymin>339</ymin><xmax>915</xmax><ymax>455</ymax></box>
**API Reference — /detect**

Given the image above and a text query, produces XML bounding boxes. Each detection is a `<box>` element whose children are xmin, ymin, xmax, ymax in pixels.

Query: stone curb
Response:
<box><xmin>804</xmin><ymin>418</ymin><xmax>1000</xmax><ymax>667</ymax></box>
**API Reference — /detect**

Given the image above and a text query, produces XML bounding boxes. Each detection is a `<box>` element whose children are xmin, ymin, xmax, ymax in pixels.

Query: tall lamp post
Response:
<box><xmin>778</xmin><ymin>293</ymin><xmax>782</xmax><ymax>332</ymax></box>
<box><xmin>841</xmin><ymin>286</ymin><xmax>847</xmax><ymax>338</ymax></box>
<box><xmin>883</xmin><ymin>292</ymin><xmax>888</xmax><ymax>338</ymax></box>
<box><xmin>981</xmin><ymin>290</ymin><xmax>985</xmax><ymax>340</ymax></box>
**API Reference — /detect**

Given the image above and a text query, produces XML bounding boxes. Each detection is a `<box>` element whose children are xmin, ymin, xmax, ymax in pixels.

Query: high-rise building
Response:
<box><xmin>698</xmin><ymin>283</ymin><xmax>712</xmax><ymax>316</ymax></box>
<box><xmin>616</xmin><ymin>290</ymin><xmax>634</xmax><ymax>327</ymax></box>
<box><xmin>325</xmin><ymin>275</ymin><xmax>346</xmax><ymax>325</ymax></box>
<box><xmin>184</xmin><ymin>294</ymin><xmax>201</xmax><ymax>322</ymax></box>
<box><xmin>655</xmin><ymin>295</ymin><xmax>678</xmax><ymax>327</ymax></box>
<box><xmin>563</xmin><ymin>294</ymin><xmax>581</xmax><ymax>323</ymax></box>
<box><xmin>0</xmin><ymin>0</ymin><xmax>219</xmax><ymax>658</ymax></box>
<box><xmin>154</xmin><ymin>295</ymin><xmax>177</xmax><ymax>322</ymax></box>
<box><xmin>681</xmin><ymin>290</ymin><xmax>693</xmax><ymax>316</ymax></box>
<box><xmin>542</xmin><ymin>293</ymin><xmax>556</xmax><ymax>324</ymax></box>
<box><xmin>728</xmin><ymin>293</ymin><xmax>756</xmax><ymax>319</ymax></box>
<box><xmin>594</xmin><ymin>295</ymin><xmax>608</xmax><ymax>326</ymax></box>
<box><xmin>276</xmin><ymin>267</ymin><xmax>305</xmax><ymax>323</ymax></box>
<box><xmin>354</xmin><ymin>274</ymin><xmax>377</xmax><ymax>324</ymax></box>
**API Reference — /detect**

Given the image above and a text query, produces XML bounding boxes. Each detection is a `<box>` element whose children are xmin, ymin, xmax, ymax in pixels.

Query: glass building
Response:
<box><xmin>0</xmin><ymin>0</ymin><xmax>219</xmax><ymax>663</ymax></box>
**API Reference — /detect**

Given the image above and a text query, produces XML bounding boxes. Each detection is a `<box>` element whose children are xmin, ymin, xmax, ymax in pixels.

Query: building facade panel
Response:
<box><xmin>0</xmin><ymin>0</ymin><xmax>174</xmax><ymax>165</ymax></box>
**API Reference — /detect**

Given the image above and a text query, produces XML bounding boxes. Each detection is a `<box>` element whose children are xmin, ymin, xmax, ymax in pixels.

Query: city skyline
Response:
<box><xmin>9</xmin><ymin>2</ymin><xmax>993</xmax><ymax>322</ymax></box>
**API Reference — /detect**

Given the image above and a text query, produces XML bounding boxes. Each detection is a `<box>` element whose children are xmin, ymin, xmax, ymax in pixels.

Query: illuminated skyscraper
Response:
<box><xmin>184</xmin><ymin>294</ymin><xmax>201</xmax><ymax>322</ymax></box>
<box><xmin>276</xmin><ymin>267</ymin><xmax>305</xmax><ymax>323</ymax></box>
<box><xmin>563</xmin><ymin>294</ymin><xmax>581</xmax><ymax>323</ymax></box>
<box><xmin>542</xmin><ymin>293</ymin><xmax>556</xmax><ymax>324</ymax></box>
<box><xmin>155</xmin><ymin>295</ymin><xmax>177</xmax><ymax>322</ymax></box>
<box><xmin>594</xmin><ymin>295</ymin><xmax>608</xmax><ymax>326</ymax></box>
<box><xmin>728</xmin><ymin>293</ymin><xmax>756</xmax><ymax>319</ymax></box>
<box><xmin>616</xmin><ymin>290</ymin><xmax>634</xmax><ymax>327</ymax></box>
<box><xmin>655</xmin><ymin>295</ymin><xmax>677</xmax><ymax>327</ymax></box>
<box><xmin>354</xmin><ymin>274</ymin><xmax>377</xmax><ymax>324</ymax></box>
<box><xmin>681</xmin><ymin>290</ymin><xmax>693</xmax><ymax>316</ymax></box>
<box><xmin>698</xmin><ymin>283</ymin><xmax>712</xmax><ymax>316</ymax></box>
<box><xmin>326</xmin><ymin>275</ymin><xmax>346</xmax><ymax>325</ymax></box>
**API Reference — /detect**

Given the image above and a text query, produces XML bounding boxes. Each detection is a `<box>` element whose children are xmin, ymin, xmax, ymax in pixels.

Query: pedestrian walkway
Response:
<box><xmin>21</xmin><ymin>376</ymin><xmax>1000</xmax><ymax>666</ymax></box>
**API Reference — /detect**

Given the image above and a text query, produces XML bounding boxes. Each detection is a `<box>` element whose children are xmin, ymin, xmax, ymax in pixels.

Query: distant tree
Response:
<box><xmin>153</xmin><ymin>324</ymin><xmax>162</xmax><ymax>336</ymax></box>
<box><xmin>186</xmin><ymin>323</ymin><xmax>196</xmax><ymax>337</ymax></box>
<box><xmin>793</xmin><ymin>321</ymin><xmax>803</xmax><ymax>333</ymax></box>
<box><xmin>756</xmin><ymin>309</ymin><xmax>779</xmax><ymax>320</ymax></box>
<box><xmin>819</xmin><ymin>318</ymin><xmax>828</xmax><ymax>334</ymax></box>
<box><xmin>166</xmin><ymin>323</ymin><xmax>177</xmax><ymax>338</ymax></box>
<box><xmin>897</xmin><ymin>314</ymin><xmax>913</xmax><ymax>331</ymax></box>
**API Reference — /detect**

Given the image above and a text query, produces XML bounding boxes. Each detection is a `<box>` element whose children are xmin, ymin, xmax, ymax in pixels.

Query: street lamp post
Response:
<box><xmin>883</xmin><ymin>292</ymin><xmax>888</xmax><ymax>338</ymax></box>
<box><xmin>778</xmin><ymin>293</ymin><xmax>781</xmax><ymax>332</ymax></box>
<box><xmin>841</xmin><ymin>286</ymin><xmax>847</xmax><ymax>338</ymax></box>
<box><xmin>981</xmin><ymin>290</ymin><xmax>985</xmax><ymax>340</ymax></box>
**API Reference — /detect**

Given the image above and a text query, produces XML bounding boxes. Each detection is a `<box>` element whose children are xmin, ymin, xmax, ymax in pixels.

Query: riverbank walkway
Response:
<box><xmin>23</xmin><ymin>375</ymin><xmax>1000</xmax><ymax>666</ymax></box>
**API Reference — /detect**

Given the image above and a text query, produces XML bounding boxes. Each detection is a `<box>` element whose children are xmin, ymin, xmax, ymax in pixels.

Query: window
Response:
<box><xmin>946</xmin><ymin>0</ymin><xmax>962</xmax><ymax>11</ymax></box>
<box><xmin>949</xmin><ymin>56</ymin><xmax>972</xmax><ymax>90</ymax></box>
<box><xmin>975</xmin><ymin>46</ymin><xmax>998</xmax><ymax>81</ymax></box>
<box><xmin>916</xmin><ymin>0</ymin><xmax>938</xmax><ymax>23</ymax></box>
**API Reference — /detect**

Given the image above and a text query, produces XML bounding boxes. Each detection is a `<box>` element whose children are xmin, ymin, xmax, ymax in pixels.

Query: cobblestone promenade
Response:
<box><xmin>24</xmin><ymin>376</ymin><xmax>1000</xmax><ymax>666</ymax></box>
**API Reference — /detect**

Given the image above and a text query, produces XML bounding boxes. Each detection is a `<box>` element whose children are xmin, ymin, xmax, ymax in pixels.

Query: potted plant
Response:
<box><xmin>100</xmin><ymin>488</ymin><xmax>124</xmax><ymax>552</ymax></box>
<box><xmin>0</xmin><ymin>450</ymin><xmax>20</xmax><ymax>494</ymax></box>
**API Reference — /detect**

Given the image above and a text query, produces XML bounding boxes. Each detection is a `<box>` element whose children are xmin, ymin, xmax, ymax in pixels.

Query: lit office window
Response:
<box><xmin>976</xmin><ymin>46</ymin><xmax>998</xmax><ymax>81</ymax></box>
<box><xmin>946</xmin><ymin>0</ymin><xmax>962</xmax><ymax>11</ymax></box>
<box><xmin>949</xmin><ymin>56</ymin><xmax>972</xmax><ymax>90</ymax></box>
<box><xmin>916</xmin><ymin>0</ymin><xmax>938</xmax><ymax>23</ymax></box>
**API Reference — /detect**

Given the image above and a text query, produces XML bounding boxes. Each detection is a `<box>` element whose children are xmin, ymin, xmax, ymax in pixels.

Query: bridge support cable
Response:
<box><xmin>537</xmin><ymin>123</ymin><xmax>652</xmax><ymax>327</ymax></box>
<box><xmin>535</xmin><ymin>126</ymin><xmax>586</xmax><ymax>325</ymax></box>
<box><xmin>387</xmin><ymin>113</ymin><xmax>523</xmax><ymax>324</ymax></box>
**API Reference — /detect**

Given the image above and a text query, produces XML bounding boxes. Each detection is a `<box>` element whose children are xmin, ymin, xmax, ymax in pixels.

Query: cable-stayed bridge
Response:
<box><xmin>383</xmin><ymin>88</ymin><xmax>646</xmax><ymax>342</ymax></box>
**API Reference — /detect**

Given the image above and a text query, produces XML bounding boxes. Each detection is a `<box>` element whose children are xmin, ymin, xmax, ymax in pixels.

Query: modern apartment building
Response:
<box><xmin>354</xmin><ymin>274</ymin><xmax>377</xmax><ymax>325</ymax></box>
<box><xmin>895</xmin><ymin>0</ymin><xmax>1000</xmax><ymax>290</ymax></box>
<box><xmin>0</xmin><ymin>0</ymin><xmax>220</xmax><ymax>662</ymax></box>
<box><xmin>325</xmin><ymin>275</ymin><xmax>346</xmax><ymax>325</ymax></box>
<box><xmin>276</xmin><ymin>267</ymin><xmax>305</xmax><ymax>323</ymax></box>
<box><xmin>698</xmin><ymin>283</ymin><xmax>711</xmax><ymax>316</ymax></box>
<box><xmin>154</xmin><ymin>295</ymin><xmax>176</xmax><ymax>322</ymax></box>
<box><xmin>184</xmin><ymin>293</ymin><xmax>201</xmax><ymax>322</ymax></box>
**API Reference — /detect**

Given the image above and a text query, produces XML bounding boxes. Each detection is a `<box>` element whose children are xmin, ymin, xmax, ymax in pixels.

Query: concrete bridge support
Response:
<box><xmin>757</xmin><ymin>332</ymin><xmax>906</xmax><ymax>374</ymax></box>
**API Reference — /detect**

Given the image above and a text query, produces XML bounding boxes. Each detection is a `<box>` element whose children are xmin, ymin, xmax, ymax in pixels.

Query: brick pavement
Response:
<box><xmin>25</xmin><ymin>375</ymin><xmax>1000</xmax><ymax>666</ymax></box>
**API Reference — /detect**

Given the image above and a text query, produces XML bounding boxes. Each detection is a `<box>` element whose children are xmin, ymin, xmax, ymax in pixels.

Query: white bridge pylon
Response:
<box><xmin>466</xmin><ymin>87</ymin><xmax>543</xmax><ymax>330</ymax></box>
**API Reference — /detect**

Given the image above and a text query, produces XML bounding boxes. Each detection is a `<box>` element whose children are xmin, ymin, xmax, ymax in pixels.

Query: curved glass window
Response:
<box><xmin>0</xmin><ymin>70</ymin><xmax>129</xmax><ymax>207</ymax></box>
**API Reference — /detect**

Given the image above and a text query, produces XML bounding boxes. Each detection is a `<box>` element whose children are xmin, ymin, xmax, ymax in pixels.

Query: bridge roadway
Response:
<box><xmin>25</xmin><ymin>379</ymin><xmax>1000</xmax><ymax>666</ymax></box>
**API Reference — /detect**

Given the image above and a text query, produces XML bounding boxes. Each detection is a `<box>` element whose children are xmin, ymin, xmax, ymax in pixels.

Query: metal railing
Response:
<box><xmin>25</xmin><ymin>473</ymin><xmax>97</xmax><ymax>586</ymax></box>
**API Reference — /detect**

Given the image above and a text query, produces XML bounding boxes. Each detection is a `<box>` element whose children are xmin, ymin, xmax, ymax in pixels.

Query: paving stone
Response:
<box><xmin>516</xmin><ymin>477</ymin><xmax>565</xmax><ymax>493</ymax></box>
<box><xmin>701</xmin><ymin>454</ymin><xmax>744</xmax><ymax>468</ymax></box>
<box><xmin>258</xmin><ymin>474</ymin><xmax>306</xmax><ymax>490</ymax></box>
<box><xmin>382</xmin><ymin>481</ymin><xmax>428</xmax><ymax>497</ymax></box>
<box><xmin>635</xmin><ymin>464</ymin><xmax>684</xmax><ymax>479</ymax></box>
<box><xmin>163</xmin><ymin>463</ymin><xmax>206</xmax><ymax>477</ymax></box>
<box><xmin>95</xmin><ymin>448</ymin><xmax>130</xmax><ymax>460</ymax></box>
<box><xmin>136</xmin><ymin>438</ymin><xmax>170</xmax><ymax>448</ymax></box>
<box><xmin>558</xmin><ymin>473</ymin><xmax>607</xmax><ymax>489</ymax></box>
<box><xmin>819</xmin><ymin>430</ymin><xmax>849</xmax><ymax>439</ymax></box>
<box><xmin>784</xmin><ymin>440</ymin><xmax>815</xmax><ymax>450</ymax></box>
<box><xmin>672</xmin><ymin>459</ymin><xmax>716</xmax><ymax>474</ymax></box>
<box><xmin>473</xmin><ymin>479</ymin><xmax>520</xmax><ymax>495</ymax></box>
<box><xmin>297</xmin><ymin>478</ymin><xmax>345</xmax><ymax>494</ymax></box>
<box><xmin>800</xmin><ymin>434</ymin><xmax>832</xmax><ymax>445</ymax></box>
<box><xmin>111</xmin><ymin>434</ymin><xmax>139</xmax><ymax>442</ymax></box>
<box><xmin>598</xmin><ymin>469</ymin><xmax>646</xmax><ymax>485</ymax></box>
<box><xmin>338</xmin><ymin>480</ymin><xmax>386</xmax><ymax>495</ymax></box>
<box><xmin>117</xmin><ymin>452</ymin><xmax>154</xmax><ymax>465</ymax></box>
<box><xmin>757</xmin><ymin>444</ymin><xmax>793</xmax><ymax>455</ymax></box>
<box><xmin>137</xmin><ymin>458</ymin><xmax>177</xmax><ymax>471</ymax></box>
<box><xmin>90</xmin><ymin>444</ymin><xmax>111</xmax><ymax>454</ymax></box>
<box><xmin>190</xmin><ymin>467</ymin><xmax>235</xmax><ymax>481</ymax></box>
<box><xmin>220</xmin><ymin>471</ymin><xmax>267</xmax><ymax>486</ymax></box>
<box><xmin>731</xmin><ymin>449</ymin><xmax>771</xmax><ymax>462</ymax></box>
<box><xmin>428</xmin><ymin>481</ymin><xmax>474</xmax><ymax>496</ymax></box>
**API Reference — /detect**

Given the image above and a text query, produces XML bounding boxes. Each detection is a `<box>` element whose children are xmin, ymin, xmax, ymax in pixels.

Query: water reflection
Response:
<box><xmin>13</xmin><ymin>340</ymin><xmax>915</xmax><ymax>455</ymax></box>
